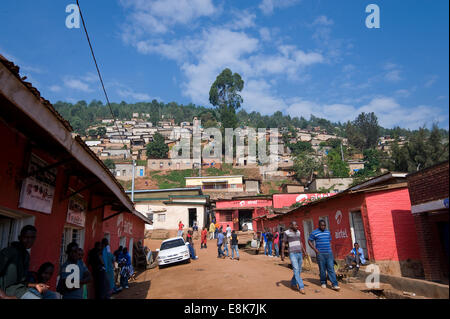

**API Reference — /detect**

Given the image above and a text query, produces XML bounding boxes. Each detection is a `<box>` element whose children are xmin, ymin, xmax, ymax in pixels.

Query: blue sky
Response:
<box><xmin>0</xmin><ymin>0</ymin><xmax>448</xmax><ymax>129</ymax></box>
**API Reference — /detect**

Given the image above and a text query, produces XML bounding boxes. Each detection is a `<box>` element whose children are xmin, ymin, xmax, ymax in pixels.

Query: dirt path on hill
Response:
<box><xmin>115</xmin><ymin>238</ymin><xmax>376</xmax><ymax>299</ymax></box>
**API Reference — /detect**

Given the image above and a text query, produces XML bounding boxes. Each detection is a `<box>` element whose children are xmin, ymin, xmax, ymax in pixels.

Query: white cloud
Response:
<box><xmin>120</xmin><ymin>0</ymin><xmax>217</xmax><ymax>35</ymax></box>
<box><xmin>284</xmin><ymin>96</ymin><xmax>447</xmax><ymax>129</ymax></box>
<box><xmin>259</xmin><ymin>27</ymin><xmax>272</xmax><ymax>42</ymax></box>
<box><xmin>259</xmin><ymin>0</ymin><xmax>301</xmax><ymax>15</ymax></box>
<box><xmin>312</xmin><ymin>15</ymin><xmax>334</xmax><ymax>26</ymax></box>
<box><xmin>227</xmin><ymin>10</ymin><xmax>256</xmax><ymax>30</ymax></box>
<box><xmin>63</xmin><ymin>73</ymin><xmax>97</xmax><ymax>92</ymax></box>
<box><xmin>49</xmin><ymin>85</ymin><xmax>62</xmax><ymax>92</ymax></box>
<box><xmin>385</xmin><ymin>69</ymin><xmax>402</xmax><ymax>82</ymax></box>
<box><xmin>117</xmin><ymin>88</ymin><xmax>152</xmax><ymax>101</ymax></box>
<box><xmin>424</xmin><ymin>75</ymin><xmax>438</xmax><ymax>88</ymax></box>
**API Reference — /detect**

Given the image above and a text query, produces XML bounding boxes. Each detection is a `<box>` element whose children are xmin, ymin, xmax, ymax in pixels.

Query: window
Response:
<box><xmin>59</xmin><ymin>227</ymin><xmax>85</xmax><ymax>266</ymax></box>
<box><xmin>116</xmin><ymin>171</ymin><xmax>121</xmax><ymax>176</ymax></box>
<box><xmin>221</xmin><ymin>212</ymin><xmax>232</xmax><ymax>222</ymax></box>
<box><xmin>230</xmin><ymin>184</ymin><xmax>237</xmax><ymax>189</ymax></box>
<box><xmin>122</xmin><ymin>170</ymin><xmax>126</xmax><ymax>176</ymax></box>
<box><xmin>157</xmin><ymin>214</ymin><xmax>166</xmax><ymax>222</ymax></box>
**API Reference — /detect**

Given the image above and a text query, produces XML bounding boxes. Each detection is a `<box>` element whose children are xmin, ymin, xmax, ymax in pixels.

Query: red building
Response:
<box><xmin>214</xmin><ymin>196</ymin><xmax>273</xmax><ymax>231</ymax></box>
<box><xmin>407</xmin><ymin>162</ymin><xmax>449</xmax><ymax>283</ymax></box>
<box><xmin>258</xmin><ymin>173</ymin><xmax>423</xmax><ymax>278</ymax></box>
<box><xmin>213</xmin><ymin>193</ymin><xmax>336</xmax><ymax>232</ymax></box>
<box><xmin>0</xmin><ymin>55</ymin><xmax>150</xmax><ymax>293</ymax></box>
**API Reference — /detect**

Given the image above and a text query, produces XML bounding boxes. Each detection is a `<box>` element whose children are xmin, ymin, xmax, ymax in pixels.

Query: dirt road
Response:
<box><xmin>116</xmin><ymin>238</ymin><xmax>376</xmax><ymax>299</ymax></box>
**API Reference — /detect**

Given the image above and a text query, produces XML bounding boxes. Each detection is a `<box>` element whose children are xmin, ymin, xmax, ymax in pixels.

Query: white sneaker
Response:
<box><xmin>332</xmin><ymin>286</ymin><xmax>340</xmax><ymax>291</ymax></box>
<box><xmin>321</xmin><ymin>284</ymin><xmax>326</xmax><ymax>289</ymax></box>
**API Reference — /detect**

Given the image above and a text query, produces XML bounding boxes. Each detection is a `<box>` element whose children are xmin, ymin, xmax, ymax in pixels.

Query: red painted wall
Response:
<box><xmin>364</xmin><ymin>188</ymin><xmax>420</xmax><ymax>261</ymax></box>
<box><xmin>215</xmin><ymin>199</ymin><xmax>273</xmax><ymax>209</ymax></box>
<box><xmin>272</xmin><ymin>193</ymin><xmax>336</xmax><ymax>208</ymax></box>
<box><xmin>0</xmin><ymin>120</ymin><xmax>146</xmax><ymax>293</ymax></box>
<box><xmin>263</xmin><ymin>194</ymin><xmax>364</xmax><ymax>258</ymax></box>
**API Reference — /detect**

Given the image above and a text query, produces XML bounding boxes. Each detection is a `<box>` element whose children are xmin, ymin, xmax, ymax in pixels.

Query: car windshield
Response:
<box><xmin>160</xmin><ymin>239</ymin><xmax>185</xmax><ymax>250</ymax></box>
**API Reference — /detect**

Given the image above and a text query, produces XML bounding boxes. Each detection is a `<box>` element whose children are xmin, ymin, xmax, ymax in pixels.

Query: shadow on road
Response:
<box><xmin>116</xmin><ymin>280</ymin><xmax>152</xmax><ymax>299</ymax></box>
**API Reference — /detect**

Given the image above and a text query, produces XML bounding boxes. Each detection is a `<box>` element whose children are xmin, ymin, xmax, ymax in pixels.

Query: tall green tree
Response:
<box><xmin>209</xmin><ymin>68</ymin><xmax>244</xmax><ymax>130</ymax></box>
<box><xmin>146</xmin><ymin>133</ymin><xmax>169</xmax><ymax>159</ymax></box>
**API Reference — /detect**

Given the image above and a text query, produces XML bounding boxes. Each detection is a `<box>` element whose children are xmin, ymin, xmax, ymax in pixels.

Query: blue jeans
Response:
<box><xmin>120</xmin><ymin>275</ymin><xmax>129</xmax><ymax>288</ymax></box>
<box><xmin>274</xmin><ymin>243</ymin><xmax>279</xmax><ymax>257</ymax></box>
<box><xmin>267</xmin><ymin>241</ymin><xmax>273</xmax><ymax>256</ymax></box>
<box><xmin>217</xmin><ymin>243</ymin><xmax>224</xmax><ymax>257</ymax></box>
<box><xmin>231</xmin><ymin>245</ymin><xmax>239</xmax><ymax>259</ymax></box>
<box><xmin>317</xmin><ymin>252</ymin><xmax>339</xmax><ymax>286</ymax></box>
<box><xmin>28</xmin><ymin>287</ymin><xmax>58</xmax><ymax>299</ymax></box>
<box><xmin>177</xmin><ymin>230</ymin><xmax>183</xmax><ymax>237</ymax></box>
<box><xmin>223</xmin><ymin>243</ymin><xmax>229</xmax><ymax>256</ymax></box>
<box><xmin>290</xmin><ymin>252</ymin><xmax>304</xmax><ymax>289</ymax></box>
<box><xmin>188</xmin><ymin>243</ymin><xmax>197</xmax><ymax>259</ymax></box>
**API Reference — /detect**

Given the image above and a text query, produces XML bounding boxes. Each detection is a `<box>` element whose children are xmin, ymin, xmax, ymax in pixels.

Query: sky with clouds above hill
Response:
<box><xmin>0</xmin><ymin>0</ymin><xmax>448</xmax><ymax>129</ymax></box>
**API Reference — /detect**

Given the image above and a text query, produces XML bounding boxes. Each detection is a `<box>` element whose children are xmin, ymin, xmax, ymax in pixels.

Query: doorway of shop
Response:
<box><xmin>238</xmin><ymin>210</ymin><xmax>253</xmax><ymax>231</ymax></box>
<box><xmin>188</xmin><ymin>208</ymin><xmax>197</xmax><ymax>228</ymax></box>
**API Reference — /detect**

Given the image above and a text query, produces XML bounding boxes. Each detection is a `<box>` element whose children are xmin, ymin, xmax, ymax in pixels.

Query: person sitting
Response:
<box><xmin>0</xmin><ymin>225</ymin><xmax>48</xmax><ymax>299</ymax></box>
<box><xmin>27</xmin><ymin>262</ymin><xmax>58</xmax><ymax>299</ymax></box>
<box><xmin>345</xmin><ymin>242</ymin><xmax>366</xmax><ymax>269</ymax></box>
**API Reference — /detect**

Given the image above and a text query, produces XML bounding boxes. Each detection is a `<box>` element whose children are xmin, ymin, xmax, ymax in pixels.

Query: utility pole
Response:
<box><xmin>340</xmin><ymin>143</ymin><xmax>345</xmax><ymax>161</ymax></box>
<box><xmin>131</xmin><ymin>159</ymin><xmax>136</xmax><ymax>202</ymax></box>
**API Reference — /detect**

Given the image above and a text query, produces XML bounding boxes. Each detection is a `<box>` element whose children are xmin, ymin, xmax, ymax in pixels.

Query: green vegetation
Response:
<box><xmin>150</xmin><ymin>169</ymin><xmax>198</xmax><ymax>189</ymax></box>
<box><xmin>146</xmin><ymin>132</ymin><xmax>169</xmax><ymax>159</ymax></box>
<box><xmin>209</xmin><ymin>68</ymin><xmax>244</xmax><ymax>131</ymax></box>
<box><xmin>103</xmin><ymin>159</ymin><xmax>115</xmax><ymax>169</ymax></box>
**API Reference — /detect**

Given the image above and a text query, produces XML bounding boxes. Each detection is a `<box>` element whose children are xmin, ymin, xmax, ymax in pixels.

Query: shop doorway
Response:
<box><xmin>303</xmin><ymin>219</ymin><xmax>315</xmax><ymax>257</ymax></box>
<box><xmin>188</xmin><ymin>208</ymin><xmax>197</xmax><ymax>228</ymax></box>
<box><xmin>238</xmin><ymin>210</ymin><xmax>253</xmax><ymax>231</ymax></box>
<box><xmin>349</xmin><ymin>211</ymin><xmax>368</xmax><ymax>258</ymax></box>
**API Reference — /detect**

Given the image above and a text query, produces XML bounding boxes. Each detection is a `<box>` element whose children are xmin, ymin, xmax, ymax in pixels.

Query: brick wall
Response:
<box><xmin>413</xmin><ymin>213</ymin><xmax>446</xmax><ymax>281</ymax></box>
<box><xmin>407</xmin><ymin>162</ymin><xmax>449</xmax><ymax>205</ymax></box>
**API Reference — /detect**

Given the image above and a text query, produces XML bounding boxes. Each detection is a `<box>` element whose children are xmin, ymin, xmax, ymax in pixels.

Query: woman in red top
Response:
<box><xmin>201</xmin><ymin>227</ymin><xmax>208</xmax><ymax>249</ymax></box>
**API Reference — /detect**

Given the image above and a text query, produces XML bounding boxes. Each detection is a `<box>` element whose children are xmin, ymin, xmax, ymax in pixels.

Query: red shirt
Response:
<box><xmin>178</xmin><ymin>222</ymin><xmax>184</xmax><ymax>230</ymax></box>
<box><xmin>201</xmin><ymin>229</ymin><xmax>207</xmax><ymax>240</ymax></box>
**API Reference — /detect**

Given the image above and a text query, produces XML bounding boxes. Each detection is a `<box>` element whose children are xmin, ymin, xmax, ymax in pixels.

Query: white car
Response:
<box><xmin>156</xmin><ymin>237</ymin><xmax>191</xmax><ymax>268</ymax></box>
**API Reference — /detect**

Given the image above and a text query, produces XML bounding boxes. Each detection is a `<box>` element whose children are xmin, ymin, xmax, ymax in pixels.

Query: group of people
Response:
<box><xmin>216</xmin><ymin>225</ymin><xmax>240</xmax><ymax>260</ymax></box>
<box><xmin>0</xmin><ymin>225</ymin><xmax>135</xmax><ymax>299</ymax></box>
<box><xmin>260</xmin><ymin>228</ymin><xmax>282</xmax><ymax>257</ymax></box>
<box><xmin>279</xmin><ymin>219</ymin><xmax>366</xmax><ymax>294</ymax></box>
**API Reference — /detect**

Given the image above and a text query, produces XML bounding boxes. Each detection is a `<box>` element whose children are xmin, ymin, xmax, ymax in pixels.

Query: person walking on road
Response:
<box><xmin>217</xmin><ymin>231</ymin><xmax>225</xmax><ymax>258</ymax></box>
<box><xmin>223</xmin><ymin>232</ymin><xmax>230</xmax><ymax>257</ymax></box>
<box><xmin>308</xmin><ymin>220</ymin><xmax>340</xmax><ymax>291</ymax></box>
<box><xmin>177</xmin><ymin>221</ymin><xmax>184</xmax><ymax>238</ymax></box>
<box><xmin>262</xmin><ymin>230</ymin><xmax>268</xmax><ymax>256</ymax></box>
<box><xmin>201</xmin><ymin>227</ymin><xmax>208</xmax><ymax>249</ymax></box>
<box><xmin>281</xmin><ymin>221</ymin><xmax>307</xmax><ymax>294</ymax></box>
<box><xmin>230</xmin><ymin>230</ymin><xmax>240</xmax><ymax>260</ymax></box>
<box><xmin>266</xmin><ymin>230</ymin><xmax>274</xmax><ymax>257</ymax></box>
<box><xmin>226</xmin><ymin>225</ymin><xmax>232</xmax><ymax>239</ymax></box>
<box><xmin>209</xmin><ymin>222</ymin><xmax>216</xmax><ymax>240</ymax></box>
<box><xmin>273</xmin><ymin>229</ymin><xmax>280</xmax><ymax>257</ymax></box>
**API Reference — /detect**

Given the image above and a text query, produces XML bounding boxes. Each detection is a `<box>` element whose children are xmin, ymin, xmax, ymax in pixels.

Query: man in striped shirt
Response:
<box><xmin>281</xmin><ymin>221</ymin><xmax>307</xmax><ymax>294</ymax></box>
<box><xmin>308</xmin><ymin>220</ymin><xmax>340</xmax><ymax>291</ymax></box>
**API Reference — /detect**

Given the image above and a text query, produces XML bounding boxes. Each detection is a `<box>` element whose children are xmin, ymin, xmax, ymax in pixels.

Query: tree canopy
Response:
<box><xmin>146</xmin><ymin>133</ymin><xmax>169</xmax><ymax>159</ymax></box>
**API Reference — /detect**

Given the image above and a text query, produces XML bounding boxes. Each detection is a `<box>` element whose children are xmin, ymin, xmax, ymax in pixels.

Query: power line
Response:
<box><xmin>76</xmin><ymin>0</ymin><xmax>132</xmax><ymax>159</ymax></box>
